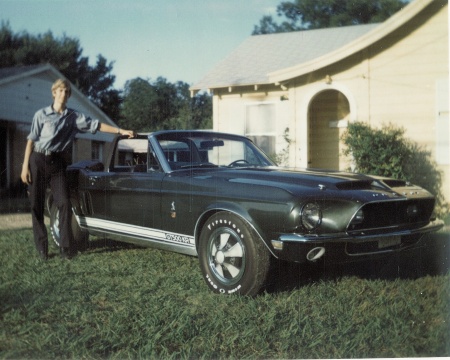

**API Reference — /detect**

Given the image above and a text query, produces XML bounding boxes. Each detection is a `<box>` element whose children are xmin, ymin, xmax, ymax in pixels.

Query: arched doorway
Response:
<box><xmin>308</xmin><ymin>89</ymin><xmax>350</xmax><ymax>170</ymax></box>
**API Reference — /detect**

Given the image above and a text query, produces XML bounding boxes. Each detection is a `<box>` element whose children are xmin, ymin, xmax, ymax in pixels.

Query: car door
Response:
<box><xmin>105</xmin><ymin>172</ymin><xmax>164</xmax><ymax>229</ymax></box>
<box><xmin>104</xmin><ymin>138</ymin><xmax>164</xmax><ymax>230</ymax></box>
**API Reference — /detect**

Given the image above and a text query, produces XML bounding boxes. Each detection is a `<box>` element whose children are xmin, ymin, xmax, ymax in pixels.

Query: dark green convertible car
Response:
<box><xmin>47</xmin><ymin>130</ymin><xmax>443</xmax><ymax>295</ymax></box>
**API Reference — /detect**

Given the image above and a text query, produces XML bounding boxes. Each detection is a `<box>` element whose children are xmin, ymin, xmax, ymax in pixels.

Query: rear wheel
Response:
<box><xmin>198</xmin><ymin>212</ymin><xmax>270</xmax><ymax>296</ymax></box>
<box><xmin>49</xmin><ymin>203</ymin><xmax>89</xmax><ymax>252</ymax></box>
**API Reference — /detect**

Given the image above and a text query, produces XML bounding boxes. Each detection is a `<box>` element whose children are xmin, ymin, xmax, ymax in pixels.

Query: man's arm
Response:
<box><xmin>98</xmin><ymin>123</ymin><xmax>135</xmax><ymax>138</ymax></box>
<box><xmin>21</xmin><ymin>139</ymin><xmax>34</xmax><ymax>185</ymax></box>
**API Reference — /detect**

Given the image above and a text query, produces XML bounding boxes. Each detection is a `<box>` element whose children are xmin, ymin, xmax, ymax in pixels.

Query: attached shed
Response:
<box><xmin>191</xmin><ymin>0</ymin><xmax>449</xmax><ymax>202</ymax></box>
<box><xmin>0</xmin><ymin>64</ymin><xmax>117</xmax><ymax>195</ymax></box>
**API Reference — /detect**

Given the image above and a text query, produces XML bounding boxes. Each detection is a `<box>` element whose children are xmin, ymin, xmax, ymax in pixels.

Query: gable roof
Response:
<box><xmin>191</xmin><ymin>24</ymin><xmax>378</xmax><ymax>91</ymax></box>
<box><xmin>0</xmin><ymin>64</ymin><xmax>46</xmax><ymax>81</ymax></box>
<box><xmin>191</xmin><ymin>0</ymin><xmax>437</xmax><ymax>91</ymax></box>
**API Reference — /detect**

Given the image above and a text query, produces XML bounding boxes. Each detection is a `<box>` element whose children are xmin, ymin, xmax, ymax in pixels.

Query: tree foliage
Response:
<box><xmin>253</xmin><ymin>0</ymin><xmax>408</xmax><ymax>34</ymax></box>
<box><xmin>120</xmin><ymin>77</ymin><xmax>212</xmax><ymax>132</ymax></box>
<box><xmin>0</xmin><ymin>21</ymin><xmax>120</xmax><ymax>120</ymax></box>
<box><xmin>342</xmin><ymin>122</ymin><xmax>448</xmax><ymax>216</ymax></box>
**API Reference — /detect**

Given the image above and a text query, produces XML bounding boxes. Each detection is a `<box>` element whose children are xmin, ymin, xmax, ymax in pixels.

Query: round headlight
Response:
<box><xmin>301</xmin><ymin>203</ymin><xmax>322</xmax><ymax>231</ymax></box>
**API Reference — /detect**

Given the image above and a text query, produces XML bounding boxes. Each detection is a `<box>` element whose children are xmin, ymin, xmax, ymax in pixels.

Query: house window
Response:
<box><xmin>91</xmin><ymin>141</ymin><xmax>103</xmax><ymax>161</ymax></box>
<box><xmin>436</xmin><ymin>79</ymin><xmax>449</xmax><ymax>165</ymax></box>
<box><xmin>245</xmin><ymin>103</ymin><xmax>276</xmax><ymax>156</ymax></box>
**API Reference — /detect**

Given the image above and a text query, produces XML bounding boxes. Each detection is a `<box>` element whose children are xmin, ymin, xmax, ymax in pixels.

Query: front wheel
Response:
<box><xmin>198</xmin><ymin>212</ymin><xmax>270</xmax><ymax>296</ymax></box>
<box><xmin>49</xmin><ymin>202</ymin><xmax>89</xmax><ymax>252</ymax></box>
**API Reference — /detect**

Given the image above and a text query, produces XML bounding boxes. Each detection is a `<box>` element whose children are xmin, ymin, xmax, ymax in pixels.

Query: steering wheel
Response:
<box><xmin>228</xmin><ymin>159</ymin><xmax>250</xmax><ymax>167</ymax></box>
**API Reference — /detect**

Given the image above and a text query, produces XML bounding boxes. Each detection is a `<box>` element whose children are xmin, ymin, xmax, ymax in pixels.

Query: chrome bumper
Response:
<box><xmin>271</xmin><ymin>219</ymin><xmax>445</xmax><ymax>260</ymax></box>
<box><xmin>274</xmin><ymin>219</ymin><xmax>444</xmax><ymax>245</ymax></box>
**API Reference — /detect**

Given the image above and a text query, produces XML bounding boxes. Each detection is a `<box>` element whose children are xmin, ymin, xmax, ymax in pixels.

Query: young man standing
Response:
<box><xmin>21</xmin><ymin>78</ymin><xmax>135</xmax><ymax>260</ymax></box>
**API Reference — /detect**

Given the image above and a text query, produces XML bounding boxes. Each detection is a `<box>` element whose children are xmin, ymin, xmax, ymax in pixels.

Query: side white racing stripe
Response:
<box><xmin>75</xmin><ymin>215</ymin><xmax>195</xmax><ymax>247</ymax></box>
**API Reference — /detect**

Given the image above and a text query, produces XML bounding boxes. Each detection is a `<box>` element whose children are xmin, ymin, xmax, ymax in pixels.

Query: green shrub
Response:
<box><xmin>341</xmin><ymin>122</ymin><xmax>449</xmax><ymax>217</ymax></box>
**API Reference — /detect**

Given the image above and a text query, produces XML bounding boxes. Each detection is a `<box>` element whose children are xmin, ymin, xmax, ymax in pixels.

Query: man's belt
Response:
<box><xmin>34</xmin><ymin>148</ymin><xmax>60</xmax><ymax>156</ymax></box>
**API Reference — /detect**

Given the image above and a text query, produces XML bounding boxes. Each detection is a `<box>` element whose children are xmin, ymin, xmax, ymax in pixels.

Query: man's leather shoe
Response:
<box><xmin>60</xmin><ymin>247</ymin><xmax>73</xmax><ymax>260</ymax></box>
<box><xmin>38</xmin><ymin>250</ymin><xmax>48</xmax><ymax>261</ymax></box>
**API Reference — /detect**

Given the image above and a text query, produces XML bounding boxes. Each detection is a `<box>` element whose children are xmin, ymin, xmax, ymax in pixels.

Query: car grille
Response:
<box><xmin>347</xmin><ymin>199</ymin><xmax>435</xmax><ymax>235</ymax></box>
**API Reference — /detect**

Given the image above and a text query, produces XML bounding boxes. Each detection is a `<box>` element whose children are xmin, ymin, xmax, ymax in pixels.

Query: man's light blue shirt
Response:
<box><xmin>27</xmin><ymin>105</ymin><xmax>99</xmax><ymax>152</ymax></box>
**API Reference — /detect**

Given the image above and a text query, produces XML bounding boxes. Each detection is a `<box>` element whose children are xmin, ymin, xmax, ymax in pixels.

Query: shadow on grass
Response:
<box><xmin>75</xmin><ymin>232</ymin><xmax>449</xmax><ymax>295</ymax></box>
<box><xmin>79</xmin><ymin>236</ymin><xmax>141</xmax><ymax>255</ymax></box>
<box><xmin>266</xmin><ymin>233</ymin><xmax>450</xmax><ymax>294</ymax></box>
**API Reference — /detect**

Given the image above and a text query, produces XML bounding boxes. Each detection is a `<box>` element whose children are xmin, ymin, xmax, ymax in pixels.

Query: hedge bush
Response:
<box><xmin>341</xmin><ymin>122</ymin><xmax>448</xmax><ymax>217</ymax></box>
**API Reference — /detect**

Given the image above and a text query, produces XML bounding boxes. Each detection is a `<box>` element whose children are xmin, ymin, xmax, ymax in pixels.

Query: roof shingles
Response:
<box><xmin>192</xmin><ymin>24</ymin><xmax>379</xmax><ymax>90</ymax></box>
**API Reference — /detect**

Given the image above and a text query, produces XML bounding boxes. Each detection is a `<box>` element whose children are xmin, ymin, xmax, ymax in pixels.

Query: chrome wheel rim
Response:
<box><xmin>207</xmin><ymin>227</ymin><xmax>246</xmax><ymax>285</ymax></box>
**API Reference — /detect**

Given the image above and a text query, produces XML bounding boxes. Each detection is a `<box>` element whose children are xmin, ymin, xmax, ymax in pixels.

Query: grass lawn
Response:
<box><xmin>1</xmin><ymin>226</ymin><xmax>449</xmax><ymax>359</ymax></box>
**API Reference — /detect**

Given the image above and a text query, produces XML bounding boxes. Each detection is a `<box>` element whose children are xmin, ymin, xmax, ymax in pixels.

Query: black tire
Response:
<box><xmin>198</xmin><ymin>211</ymin><xmax>271</xmax><ymax>296</ymax></box>
<box><xmin>49</xmin><ymin>203</ymin><xmax>89</xmax><ymax>251</ymax></box>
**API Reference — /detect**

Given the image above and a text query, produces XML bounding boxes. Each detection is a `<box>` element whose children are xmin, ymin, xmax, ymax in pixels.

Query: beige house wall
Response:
<box><xmin>366</xmin><ymin>3</ymin><xmax>448</xmax><ymax>135</ymax></box>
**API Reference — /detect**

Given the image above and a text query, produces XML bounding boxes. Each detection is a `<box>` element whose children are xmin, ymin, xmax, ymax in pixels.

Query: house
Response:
<box><xmin>0</xmin><ymin>64</ymin><xmax>117</xmax><ymax>196</ymax></box>
<box><xmin>191</xmin><ymin>0</ymin><xmax>449</xmax><ymax>202</ymax></box>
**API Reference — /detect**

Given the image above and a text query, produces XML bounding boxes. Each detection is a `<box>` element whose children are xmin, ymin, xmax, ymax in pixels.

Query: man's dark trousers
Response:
<box><xmin>29</xmin><ymin>152</ymin><xmax>73</xmax><ymax>256</ymax></box>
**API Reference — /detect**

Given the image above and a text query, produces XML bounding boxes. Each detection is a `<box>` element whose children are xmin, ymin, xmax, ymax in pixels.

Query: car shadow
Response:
<box><xmin>76</xmin><ymin>233</ymin><xmax>448</xmax><ymax>294</ymax></box>
<box><xmin>81</xmin><ymin>236</ymin><xmax>141</xmax><ymax>254</ymax></box>
<box><xmin>266</xmin><ymin>233</ymin><xmax>450</xmax><ymax>294</ymax></box>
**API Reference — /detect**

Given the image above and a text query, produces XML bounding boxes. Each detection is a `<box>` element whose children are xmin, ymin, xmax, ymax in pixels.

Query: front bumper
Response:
<box><xmin>271</xmin><ymin>219</ymin><xmax>445</xmax><ymax>263</ymax></box>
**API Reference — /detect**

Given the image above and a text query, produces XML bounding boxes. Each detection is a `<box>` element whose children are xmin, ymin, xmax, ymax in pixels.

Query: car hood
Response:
<box><xmin>193</xmin><ymin>166</ymin><xmax>434</xmax><ymax>202</ymax></box>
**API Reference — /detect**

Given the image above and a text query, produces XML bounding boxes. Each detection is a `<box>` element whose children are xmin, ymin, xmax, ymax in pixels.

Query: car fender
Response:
<box><xmin>194</xmin><ymin>202</ymin><xmax>277</xmax><ymax>257</ymax></box>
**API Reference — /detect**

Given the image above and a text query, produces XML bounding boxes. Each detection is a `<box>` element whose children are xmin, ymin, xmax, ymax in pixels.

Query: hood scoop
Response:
<box><xmin>335</xmin><ymin>180</ymin><xmax>373</xmax><ymax>190</ymax></box>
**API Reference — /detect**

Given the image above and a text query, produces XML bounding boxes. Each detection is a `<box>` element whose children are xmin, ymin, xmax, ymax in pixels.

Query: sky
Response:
<box><xmin>1</xmin><ymin>0</ymin><xmax>280</xmax><ymax>89</ymax></box>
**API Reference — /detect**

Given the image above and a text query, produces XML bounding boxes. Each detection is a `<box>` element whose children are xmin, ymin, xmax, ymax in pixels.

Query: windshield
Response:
<box><xmin>154</xmin><ymin>132</ymin><xmax>274</xmax><ymax>171</ymax></box>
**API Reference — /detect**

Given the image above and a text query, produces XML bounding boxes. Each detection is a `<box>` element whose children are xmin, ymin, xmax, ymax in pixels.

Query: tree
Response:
<box><xmin>252</xmin><ymin>0</ymin><xmax>408</xmax><ymax>34</ymax></box>
<box><xmin>120</xmin><ymin>77</ymin><xmax>212</xmax><ymax>132</ymax></box>
<box><xmin>0</xmin><ymin>22</ymin><xmax>120</xmax><ymax>120</ymax></box>
<box><xmin>120</xmin><ymin>78</ymin><xmax>158</xmax><ymax>131</ymax></box>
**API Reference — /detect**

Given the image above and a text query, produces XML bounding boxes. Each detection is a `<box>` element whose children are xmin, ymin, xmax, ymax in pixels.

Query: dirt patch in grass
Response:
<box><xmin>0</xmin><ymin>213</ymin><xmax>32</xmax><ymax>230</ymax></box>
<box><xmin>0</xmin><ymin>213</ymin><xmax>49</xmax><ymax>230</ymax></box>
